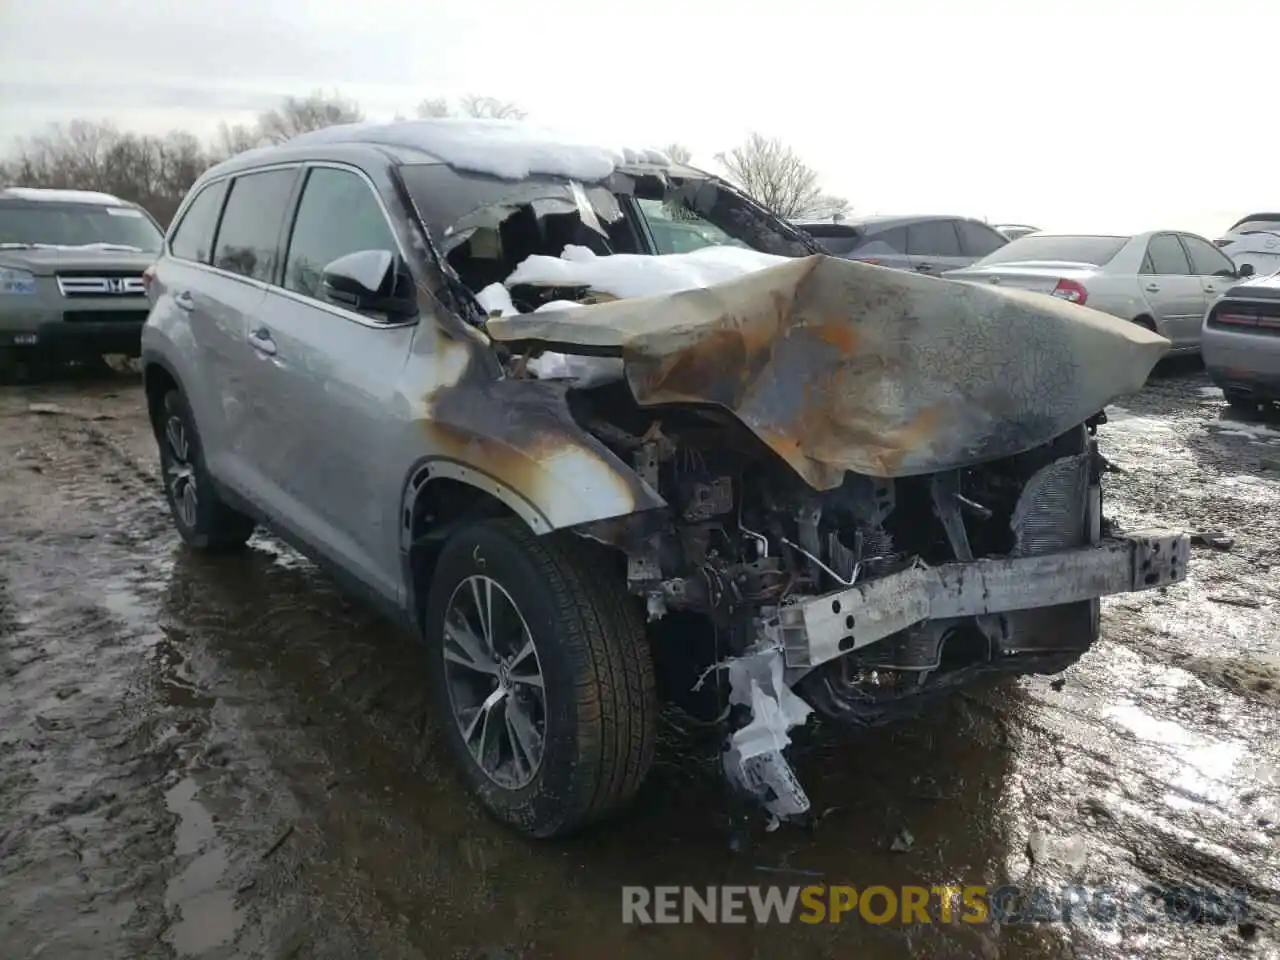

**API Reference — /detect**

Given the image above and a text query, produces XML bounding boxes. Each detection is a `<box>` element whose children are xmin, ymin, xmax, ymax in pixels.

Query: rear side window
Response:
<box><xmin>957</xmin><ymin>220</ymin><xmax>1007</xmax><ymax>258</ymax></box>
<box><xmin>283</xmin><ymin>167</ymin><xmax>399</xmax><ymax>300</ymax></box>
<box><xmin>1144</xmin><ymin>235</ymin><xmax>1192</xmax><ymax>275</ymax></box>
<box><xmin>213</xmin><ymin>169</ymin><xmax>298</xmax><ymax>282</ymax></box>
<box><xmin>168</xmin><ymin>181</ymin><xmax>228</xmax><ymax>263</ymax></box>
<box><xmin>873</xmin><ymin>227</ymin><xmax>907</xmax><ymax>254</ymax></box>
<box><xmin>906</xmin><ymin>220</ymin><xmax>961</xmax><ymax>257</ymax></box>
<box><xmin>1181</xmin><ymin>234</ymin><xmax>1236</xmax><ymax>276</ymax></box>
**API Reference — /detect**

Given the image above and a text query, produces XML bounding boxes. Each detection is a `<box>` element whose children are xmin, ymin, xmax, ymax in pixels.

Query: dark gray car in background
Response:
<box><xmin>0</xmin><ymin>187</ymin><xmax>163</xmax><ymax>375</ymax></box>
<box><xmin>793</xmin><ymin>215</ymin><xmax>1009</xmax><ymax>275</ymax></box>
<box><xmin>1202</xmin><ymin>271</ymin><xmax>1280</xmax><ymax>411</ymax></box>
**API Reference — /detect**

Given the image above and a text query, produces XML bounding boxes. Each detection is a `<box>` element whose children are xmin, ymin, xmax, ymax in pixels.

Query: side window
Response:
<box><xmin>875</xmin><ymin>227</ymin><xmax>908</xmax><ymax>254</ymax></box>
<box><xmin>212</xmin><ymin>169</ymin><xmax>297</xmax><ymax>282</ymax></box>
<box><xmin>906</xmin><ymin>220</ymin><xmax>962</xmax><ymax>257</ymax></box>
<box><xmin>169</xmin><ymin>180</ymin><xmax>228</xmax><ymax>263</ymax></box>
<box><xmin>957</xmin><ymin>220</ymin><xmax>1007</xmax><ymax>258</ymax></box>
<box><xmin>1181</xmin><ymin>234</ymin><xmax>1236</xmax><ymax>276</ymax></box>
<box><xmin>283</xmin><ymin>167</ymin><xmax>400</xmax><ymax>300</ymax></box>
<box><xmin>1144</xmin><ymin>235</ymin><xmax>1192</xmax><ymax>275</ymax></box>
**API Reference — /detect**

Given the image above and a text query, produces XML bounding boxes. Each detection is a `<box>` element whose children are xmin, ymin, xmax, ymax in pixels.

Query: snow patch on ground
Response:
<box><xmin>1105</xmin><ymin>405</ymin><xmax>1176</xmax><ymax>437</ymax></box>
<box><xmin>504</xmin><ymin>243</ymin><xmax>788</xmax><ymax>299</ymax></box>
<box><xmin>288</xmin><ymin>119</ymin><xmax>670</xmax><ymax>182</ymax></box>
<box><xmin>1208</xmin><ymin>420</ymin><xmax>1280</xmax><ymax>443</ymax></box>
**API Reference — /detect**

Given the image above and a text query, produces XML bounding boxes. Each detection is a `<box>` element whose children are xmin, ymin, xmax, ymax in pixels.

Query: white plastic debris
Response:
<box><xmin>478</xmin><ymin>280</ymin><xmax>625</xmax><ymax>387</ymax></box>
<box><xmin>721</xmin><ymin>648</ymin><xmax>813</xmax><ymax>822</ymax></box>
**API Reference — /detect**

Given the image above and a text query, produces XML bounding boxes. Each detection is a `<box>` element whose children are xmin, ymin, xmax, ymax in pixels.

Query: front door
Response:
<box><xmin>241</xmin><ymin>164</ymin><xmax>418</xmax><ymax>601</ymax></box>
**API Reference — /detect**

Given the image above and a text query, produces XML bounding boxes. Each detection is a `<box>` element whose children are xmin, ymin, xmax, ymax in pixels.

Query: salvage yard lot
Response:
<box><xmin>1</xmin><ymin>364</ymin><xmax>1278</xmax><ymax>960</ymax></box>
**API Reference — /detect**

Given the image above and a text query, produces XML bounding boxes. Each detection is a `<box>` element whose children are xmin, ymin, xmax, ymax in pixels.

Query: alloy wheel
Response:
<box><xmin>441</xmin><ymin>574</ymin><xmax>546</xmax><ymax>789</ymax></box>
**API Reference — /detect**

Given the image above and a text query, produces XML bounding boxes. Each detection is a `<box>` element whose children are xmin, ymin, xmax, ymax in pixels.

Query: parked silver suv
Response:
<box><xmin>142</xmin><ymin>121</ymin><xmax>1190</xmax><ymax>838</ymax></box>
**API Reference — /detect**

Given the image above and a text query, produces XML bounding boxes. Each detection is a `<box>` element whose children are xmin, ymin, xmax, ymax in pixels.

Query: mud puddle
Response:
<box><xmin>0</xmin><ymin>367</ymin><xmax>1277</xmax><ymax>959</ymax></box>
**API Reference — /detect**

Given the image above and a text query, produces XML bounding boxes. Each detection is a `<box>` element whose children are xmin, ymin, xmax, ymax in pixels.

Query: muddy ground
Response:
<box><xmin>1</xmin><ymin>362</ymin><xmax>1278</xmax><ymax>960</ymax></box>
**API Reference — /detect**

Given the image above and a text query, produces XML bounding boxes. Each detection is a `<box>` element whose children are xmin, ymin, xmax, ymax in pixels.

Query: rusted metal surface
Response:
<box><xmin>414</xmin><ymin>326</ymin><xmax>666</xmax><ymax>530</ymax></box>
<box><xmin>485</xmin><ymin>255</ymin><xmax>1170</xmax><ymax>489</ymax></box>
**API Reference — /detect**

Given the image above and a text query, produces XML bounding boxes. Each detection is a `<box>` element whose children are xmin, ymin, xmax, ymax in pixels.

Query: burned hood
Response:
<box><xmin>486</xmin><ymin>255</ymin><xmax>1168</xmax><ymax>489</ymax></box>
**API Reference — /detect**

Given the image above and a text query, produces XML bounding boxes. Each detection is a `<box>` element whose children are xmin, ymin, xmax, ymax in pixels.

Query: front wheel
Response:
<box><xmin>1223</xmin><ymin>389</ymin><xmax>1259</xmax><ymax>414</ymax></box>
<box><xmin>154</xmin><ymin>389</ymin><xmax>256</xmax><ymax>551</ymax></box>
<box><xmin>423</xmin><ymin>517</ymin><xmax>657</xmax><ymax>838</ymax></box>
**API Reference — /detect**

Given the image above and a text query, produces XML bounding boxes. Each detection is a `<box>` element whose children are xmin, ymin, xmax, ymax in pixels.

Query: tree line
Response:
<box><xmin>0</xmin><ymin>90</ymin><xmax>850</xmax><ymax>227</ymax></box>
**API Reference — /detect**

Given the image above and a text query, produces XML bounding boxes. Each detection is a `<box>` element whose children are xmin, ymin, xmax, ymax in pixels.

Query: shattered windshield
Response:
<box><xmin>0</xmin><ymin>202</ymin><xmax>163</xmax><ymax>252</ymax></box>
<box><xmin>396</xmin><ymin>162</ymin><xmax>815</xmax><ymax>299</ymax></box>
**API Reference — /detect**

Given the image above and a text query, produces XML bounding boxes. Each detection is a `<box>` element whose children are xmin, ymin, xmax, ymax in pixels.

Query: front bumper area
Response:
<box><xmin>7</xmin><ymin>319</ymin><xmax>146</xmax><ymax>359</ymax></box>
<box><xmin>777</xmin><ymin>530</ymin><xmax>1189</xmax><ymax>670</ymax></box>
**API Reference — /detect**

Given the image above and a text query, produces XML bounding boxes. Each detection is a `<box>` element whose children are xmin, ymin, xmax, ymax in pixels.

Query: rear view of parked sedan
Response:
<box><xmin>944</xmin><ymin>231</ymin><xmax>1249</xmax><ymax>354</ymax></box>
<box><xmin>1202</xmin><ymin>272</ymin><xmax>1280</xmax><ymax>411</ymax></box>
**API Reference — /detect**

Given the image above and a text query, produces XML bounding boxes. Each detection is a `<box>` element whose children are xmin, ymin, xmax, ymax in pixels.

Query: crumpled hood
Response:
<box><xmin>486</xmin><ymin>255</ymin><xmax>1168</xmax><ymax>489</ymax></box>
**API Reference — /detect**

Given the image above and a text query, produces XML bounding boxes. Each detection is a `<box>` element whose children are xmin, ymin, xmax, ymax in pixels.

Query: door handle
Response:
<box><xmin>915</xmin><ymin>263</ymin><xmax>933</xmax><ymax>272</ymax></box>
<box><xmin>1144</xmin><ymin>283</ymin><xmax>1160</xmax><ymax>292</ymax></box>
<box><xmin>174</xmin><ymin>291</ymin><xmax>195</xmax><ymax>311</ymax></box>
<box><xmin>247</xmin><ymin>328</ymin><xmax>277</xmax><ymax>356</ymax></box>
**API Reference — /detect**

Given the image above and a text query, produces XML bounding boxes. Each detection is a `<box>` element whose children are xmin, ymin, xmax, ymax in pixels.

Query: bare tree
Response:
<box><xmin>663</xmin><ymin>142</ymin><xmax>693</xmax><ymax>164</ymax></box>
<box><xmin>414</xmin><ymin>98</ymin><xmax>451</xmax><ymax>119</ymax></box>
<box><xmin>415</xmin><ymin>95</ymin><xmax>526</xmax><ymax>120</ymax></box>
<box><xmin>210</xmin><ymin>121</ymin><xmax>263</xmax><ymax>162</ymax></box>
<box><xmin>714</xmin><ymin>133</ymin><xmax>849</xmax><ymax>221</ymax></box>
<box><xmin>0</xmin><ymin>120</ymin><xmax>219</xmax><ymax>225</ymax></box>
<box><xmin>257</xmin><ymin>90</ymin><xmax>364</xmax><ymax>145</ymax></box>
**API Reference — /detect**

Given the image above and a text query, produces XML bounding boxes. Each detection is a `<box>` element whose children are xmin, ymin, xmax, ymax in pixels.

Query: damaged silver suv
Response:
<box><xmin>142</xmin><ymin>120</ymin><xmax>1190</xmax><ymax>838</ymax></box>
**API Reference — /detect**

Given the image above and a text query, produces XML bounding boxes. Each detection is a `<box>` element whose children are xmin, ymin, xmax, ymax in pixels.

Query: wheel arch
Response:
<box><xmin>142</xmin><ymin>351</ymin><xmax>185</xmax><ymax>428</ymax></box>
<box><xmin>399</xmin><ymin>456</ymin><xmax>660</xmax><ymax>634</ymax></box>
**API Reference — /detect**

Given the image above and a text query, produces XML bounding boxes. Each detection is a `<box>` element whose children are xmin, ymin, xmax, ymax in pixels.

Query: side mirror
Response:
<box><xmin>1238</xmin><ymin>262</ymin><xmax>1255</xmax><ymax>278</ymax></box>
<box><xmin>321</xmin><ymin>249</ymin><xmax>417</xmax><ymax>321</ymax></box>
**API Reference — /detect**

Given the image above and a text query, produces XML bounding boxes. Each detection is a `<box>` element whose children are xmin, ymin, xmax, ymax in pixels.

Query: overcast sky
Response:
<box><xmin>1</xmin><ymin>0</ymin><xmax>1272</xmax><ymax>238</ymax></box>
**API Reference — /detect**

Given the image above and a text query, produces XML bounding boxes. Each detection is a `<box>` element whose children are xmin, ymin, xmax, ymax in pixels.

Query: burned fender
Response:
<box><xmin>418</xmin><ymin>371</ymin><xmax>666</xmax><ymax>532</ymax></box>
<box><xmin>486</xmin><ymin>255</ymin><xmax>1169</xmax><ymax>490</ymax></box>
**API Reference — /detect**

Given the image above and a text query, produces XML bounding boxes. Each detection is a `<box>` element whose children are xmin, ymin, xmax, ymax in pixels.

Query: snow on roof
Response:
<box><xmin>504</xmin><ymin>244</ymin><xmax>789</xmax><ymax>300</ymax></box>
<box><xmin>1</xmin><ymin>187</ymin><xmax>125</xmax><ymax>206</ymax></box>
<box><xmin>287</xmin><ymin>119</ymin><xmax>671</xmax><ymax>182</ymax></box>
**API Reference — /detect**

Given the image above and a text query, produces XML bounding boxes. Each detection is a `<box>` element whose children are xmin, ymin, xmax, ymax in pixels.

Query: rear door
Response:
<box><xmin>1138</xmin><ymin>234</ymin><xmax>1205</xmax><ymax>345</ymax></box>
<box><xmin>204</xmin><ymin>166</ymin><xmax>303</xmax><ymax>510</ymax></box>
<box><xmin>245</xmin><ymin>163</ymin><xmax>418</xmax><ymax>600</ymax></box>
<box><xmin>905</xmin><ymin>219</ymin><xmax>967</xmax><ymax>275</ymax></box>
<box><xmin>955</xmin><ymin>220</ymin><xmax>1009</xmax><ymax>265</ymax></box>
<box><xmin>155</xmin><ymin>176</ymin><xmax>266</xmax><ymax>491</ymax></box>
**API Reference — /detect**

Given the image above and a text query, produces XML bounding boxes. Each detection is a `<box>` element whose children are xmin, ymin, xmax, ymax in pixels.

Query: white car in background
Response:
<box><xmin>994</xmin><ymin>223</ymin><xmax>1040</xmax><ymax>241</ymax></box>
<box><xmin>943</xmin><ymin>231</ymin><xmax>1250</xmax><ymax>354</ymax></box>
<box><xmin>1215</xmin><ymin>212</ymin><xmax>1280</xmax><ymax>278</ymax></box>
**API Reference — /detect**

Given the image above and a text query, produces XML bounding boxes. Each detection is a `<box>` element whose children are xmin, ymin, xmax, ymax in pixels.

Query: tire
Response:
<box><xmin>154</xmin><ymin>389</ymin><xmax>256</xmax><ymax>551</ymax></box>
<box><xmin>423</xmin><ymin>517</ymin><xmax>657</xmax><ymax>838</ymax></box>
<box><xmin>1223</xmin><ymin>389</ymin><xmax>1258</xmax><ymax>414</ymax></box>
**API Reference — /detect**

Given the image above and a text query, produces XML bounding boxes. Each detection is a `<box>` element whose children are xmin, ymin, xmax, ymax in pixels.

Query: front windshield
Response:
<box><xmin>974</xmin><ymin>234</ymin><xmax>1127</xmax><ymax>267</ymax></box>
<box><xmin>634</xmin><ymin>198</ymin><xmax>751</xmax><ymax>254</ymax></box>
<box><xmin>0</xmin><ymin>202</ymin><xmax>164</xmax><ymax>252</ymax></box>
<box><xmin>397</xmin><ymin>162</ymin><xmax>815</xmax><ymax>303</ymax></box>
